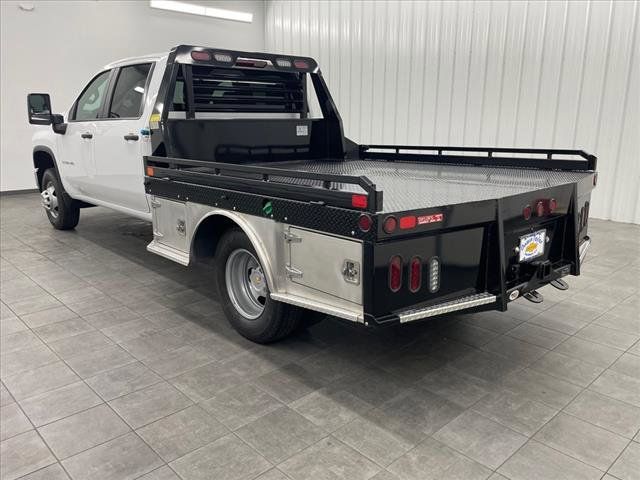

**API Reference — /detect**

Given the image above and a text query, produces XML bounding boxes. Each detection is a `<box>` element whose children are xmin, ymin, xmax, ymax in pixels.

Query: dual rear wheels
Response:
<box><xmin>215</xmin><ymin>228</ymin><xmax>306</xmax><ymax>343</ymax></box>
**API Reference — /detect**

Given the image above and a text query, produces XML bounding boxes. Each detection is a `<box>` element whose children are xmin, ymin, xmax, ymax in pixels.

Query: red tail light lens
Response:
<box><xmin>383</xmin><ymin>216</ymin><xmax>397</xmax><ymax>234</ymax></box>
<box><xmin>351</xmin><ymin>194</ymin><xmax>368</xmax><ymax>209</ymax></box>
<box><xmin>357</xmin><ymin>214</ymin><xmax>372</xmax><ymax>232</ymax></box>
<box><xmin>549</xmin><ymin>198</ymin><xmax>557</xmax><ymax>213</ymax></box>
<box><xmin>191</xmin><ymin>51</ymin><xmax>212</xmax><ymax>62</ymax></box>
<box><xmin>293</xmin><ymin>59</ymin><xmax>309</xmax><ymax>69</ymax></box>
<box><xmin>389</xmin><ymin>255</ymin><xmax>403</xmax><ymax>292</ymax></box>
<box><xmin>399</xmin><ymin>216</ymin><xmax>417</xmax><ymax>230</ymax></box>
<box><xmin>523</xmin><ymin>205</ymin><xmax>532</xmax><ymax>220</ymax></box>
<box><xmin>535</xmin><ymin>201</ymin><xmax>545</xmax><ymax>217</ymax></box>
<box><xmin>409</xmin><ymin>257</ymin><xmax>422</xmax><ymax>293</ymax></box>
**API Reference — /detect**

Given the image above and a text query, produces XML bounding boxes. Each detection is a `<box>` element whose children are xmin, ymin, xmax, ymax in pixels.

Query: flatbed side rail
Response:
<box><xmin>360</xmin><ymin>145</ymin><xmax>597</xmax><ymax>172</ymax></box>
<box><xmin>144</xmin><ymin>156</ymin><xmax>384</xmax><ymax>213</ymax></box>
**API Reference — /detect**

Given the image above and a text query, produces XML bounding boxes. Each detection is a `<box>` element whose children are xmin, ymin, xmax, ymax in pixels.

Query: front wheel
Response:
<box><xmin>215</xmin><ymin>228</ymin><xmax>301</xmax><ymax>343</ymax></box>
<box><xmin>41</xmin><ymin>169</ymin><xmax>80</xmax><ymax>230</ymax></box>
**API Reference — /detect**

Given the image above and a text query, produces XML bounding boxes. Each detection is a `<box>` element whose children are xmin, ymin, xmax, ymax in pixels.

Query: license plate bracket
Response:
<box><xmin>519</xmin><ymin>229</ymin><xmax>546</xmax><ymax>262</ymax></box>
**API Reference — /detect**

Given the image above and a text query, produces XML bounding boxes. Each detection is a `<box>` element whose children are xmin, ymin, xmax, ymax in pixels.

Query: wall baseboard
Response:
<box><xmin>0</xmin><ymin>189</ymin><xmax>39</xmax><ymax>196</ymax></box>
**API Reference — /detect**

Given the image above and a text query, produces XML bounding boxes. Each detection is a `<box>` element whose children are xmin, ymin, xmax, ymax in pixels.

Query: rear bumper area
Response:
<box><xmin>364</xmin><ymin>179</ymin><xmax>595</xmax><ymax>325</ymax></box>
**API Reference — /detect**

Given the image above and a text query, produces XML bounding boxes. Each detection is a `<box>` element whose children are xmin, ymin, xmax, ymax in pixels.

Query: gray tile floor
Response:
<box><xmin>0</xmin><ymin>192</ymin><xmax>638</xmax><ymax>480</ymax></box>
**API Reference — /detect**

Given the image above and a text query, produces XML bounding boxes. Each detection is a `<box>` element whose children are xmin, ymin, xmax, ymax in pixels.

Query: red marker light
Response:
<box><xmin>409</xmin><ymin>257</ymin><xmax>422</xmax><ymax>293</ymax></box>
<box><xmin>351</xmin><ymin>194</ymin><xmax>368</xmax><ymax>209</ymax></box>
<box><xmin>523</xmin><ymin>205</ymin><xmax>532</xmax><ymax>220</ymax></box>
<box><xmin>389</xmin><ymin>255</ymin><xmax>402</xmax><ymax>292</ymax></box>
<box><xmin>357</xmin><ymin>214</ymin><xmax>372</xmax><ymax>232</ymax></box>
<box><xmin>383</xmin><ymin>216</ymin><xmax>397</xmax><ymax>234</ymax></box>
<box><xmin>191</xmin><ymin>51</ymin><xmax>212</xmax><ymax>62</ymax></box>
<box><xmin>549</xmin><ymin>198</ymin><xmax>557</xmax><ymax>213</ymax></box>
<box><xmin>535</xmin><ymin>201</ymin><xmax>545</xmax><ymax>217</ymax></box>
<box><xmin>293</xmin><ymin>59</ymin><xmax>309</xmax><ymax>69</ymax></box>
<box><xmin>399</xmin><ymin>216</ymin><xmax>417</xmax><ymax>230</ymax></box>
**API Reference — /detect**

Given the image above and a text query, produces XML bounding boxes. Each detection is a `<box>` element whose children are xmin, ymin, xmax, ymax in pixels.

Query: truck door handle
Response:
<box><xmin>124</xmin><ymin>134</ymin><xmax>139</xmax><ymax>141</ymax></box>
<box><xmin>81</xmin><ymin>132</ymin><xmax>93</xmax><ymax>139</ymax></box>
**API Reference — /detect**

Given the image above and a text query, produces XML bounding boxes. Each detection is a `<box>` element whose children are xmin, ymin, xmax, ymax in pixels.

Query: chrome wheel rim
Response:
<box><xmin>41</xmin><ymin>182</ymin><xmax>59</xmax><ymax>219</ymax></box>
<box><xmin>225</xmin><ymin>248</ymin><xmax>267</xmax><ymax>319</ymax></box>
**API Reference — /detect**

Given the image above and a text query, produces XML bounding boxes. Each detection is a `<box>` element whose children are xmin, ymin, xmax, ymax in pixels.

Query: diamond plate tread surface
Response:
<box><xmin>264</xmin><ymin>160</ymin><xmax>591</xmax><ymax>213</ymax></box>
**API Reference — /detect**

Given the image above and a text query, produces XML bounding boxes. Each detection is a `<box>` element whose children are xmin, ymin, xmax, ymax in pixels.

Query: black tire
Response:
<box><xmin>41</xmin><ymin>169</ymin><xmax>80</xmax><ymax>230</ymax></box>
<box><xmin>215</xmin><ymin>228</ymin><xmax>301</xmax><ymax>343</ymax></box>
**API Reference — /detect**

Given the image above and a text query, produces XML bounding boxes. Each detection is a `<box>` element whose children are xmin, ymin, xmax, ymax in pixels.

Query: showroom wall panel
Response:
<box><xmin>0</xmin><ymin>0</ymin><xmax>265</xmax><ymax>192</ymax></box>
<box><xmin>266</xmin><ymin>0</ymin><xmax>639</xmax><ymax>223</ymax></box>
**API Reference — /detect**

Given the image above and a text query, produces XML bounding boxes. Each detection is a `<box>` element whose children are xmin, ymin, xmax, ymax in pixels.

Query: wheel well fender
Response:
<box><xmin>190</xmin><ymin>211</ymin><xmax>277</xmax><ymax>291</ymax></box>
<box><xmin>32</xmin><ymin>147</ymin><xmax>58</xmax><ymax>191</ymax></box>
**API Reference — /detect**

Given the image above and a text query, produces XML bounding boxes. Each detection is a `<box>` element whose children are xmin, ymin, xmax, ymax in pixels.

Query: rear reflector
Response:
<box><xmin>399</xmin><ymin>216</ymin><xmax>417</xmax><ymax>230</ymax></box>
<box><xmin>146</xmin><ymin>166</ymin><xmax>154</xmax><ymax>177</ymax></box>
<box><xmin>351</xmin><ymin>194</ymin><xmax>368</xmax><ymax>209</ymax></box>
<box><xmin>383</xmin><ymin>216</ymin><xmax>397</xmax><ymax>234</ymax></box>
<box><xmin>409</xmin><ymin>257</ymin><xmax>422</xmax><ymax>293</ymax></box>
<box><xmin>358</xmin><ymin>214</ymin><xmax>372</xmax><ymax>232</ymax></box>
<box><xmin>191</xmin><ymin>51</ymin><xmax>212</xmax><ymax>62</ymax></box>
<box><xmin>389</xmin><ymin>255</ymin><xmax>403</xmax><ymax>292</ymax></box>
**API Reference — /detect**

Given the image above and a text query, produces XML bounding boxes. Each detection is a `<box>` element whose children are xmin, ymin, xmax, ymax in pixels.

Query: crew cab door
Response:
<box><xmin>92</xmin><ymin>63</ymin><xmax>154</xmax><ymax>213</ymax></box>
<box><xmin>58</xmin><ymin>69</ymin><xmax>112</xmax><ymax>196</ymax></box>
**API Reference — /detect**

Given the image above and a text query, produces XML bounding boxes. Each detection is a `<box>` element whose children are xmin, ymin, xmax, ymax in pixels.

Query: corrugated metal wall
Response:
<box><xmin>265</xmin><ymin>0</ymin><xmax>639</xmax><ymax>223</ymax></box>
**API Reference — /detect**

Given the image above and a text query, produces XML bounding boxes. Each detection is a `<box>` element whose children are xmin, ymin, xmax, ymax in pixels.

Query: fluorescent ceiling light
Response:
<box><xmin>149</xmin><ymin>0</ymin><xmax>253</xmax><ymax>23</ymax></box>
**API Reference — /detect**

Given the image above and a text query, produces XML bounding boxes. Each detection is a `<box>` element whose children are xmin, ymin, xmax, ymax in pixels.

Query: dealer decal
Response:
<box><xmin>417</xmin><ymin>213</ymin><xmax>444</xmax><ymax>225</ymax></box>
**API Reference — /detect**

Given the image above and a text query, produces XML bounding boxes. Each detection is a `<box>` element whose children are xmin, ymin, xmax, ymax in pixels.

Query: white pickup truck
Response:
<box><xmin>28</xmin><ymin>45</ymin><xmax>596</xmax><ymax>343</ymax></box>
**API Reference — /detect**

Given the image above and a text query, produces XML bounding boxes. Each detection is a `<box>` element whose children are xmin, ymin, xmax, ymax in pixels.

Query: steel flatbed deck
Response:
<box><xmin>264</xmin><ymin>159</ymin><xmax>593</xmax><ymax>213</ymax></box>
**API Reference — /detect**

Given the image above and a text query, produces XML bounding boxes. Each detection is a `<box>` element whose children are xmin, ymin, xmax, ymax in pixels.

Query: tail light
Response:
<box><xmin>399</xmin><ymin>215</ymin><xmax>417</xmax><ymax>230</ymax></box>
<box><xmin>548</xmin><ymin>198</ymin><xmax>557</xmax><ymax>213</ymax></box>
<box><xmin>409</xmin><ymin>257</ymin><xmax>422</xmax><ymax>292</ymax></box>
<box><xmin>357</xmin><ymin>214</ymin><xmax>372</xmax><ymax>232</ymax></box>
<box><xmin>294</xmin><ymin>59</ymin><xmax>309</xmax><ymax>69</ymax></box>
<box><xmin>383</xmin><ymin>216</ymin><xmax>397</xmax><ymax>234</ymax></box>
<box><xmin>523</xmin><ymin>205</ymin><xmax>532</xmax><ymax>220</ymax></box>
<box><xmin>389</xmin><ymin>256</ymin><xmax>403</xmax><ymax>292</ymax></box>
<box><xmin>535</xmin><ymin>201</ymin><xmax>545</xmax><ymax>217</ymax></box>
<box><xmin>428</xmin><ymin>257</ymin><xmax>440</xmax><ymax>293</ymax></box>
<box><xmin>351</xmin><ymin>194</ymin><xmax>368</xmax><ymax>209</ymax></box>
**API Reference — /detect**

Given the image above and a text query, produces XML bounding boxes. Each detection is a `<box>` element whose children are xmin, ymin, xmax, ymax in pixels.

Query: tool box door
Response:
<box><xmin>287</xmin><ymin>227</ymin><xmax>363</xmax><ymax>304</ymax></box>
<box><xmin>151</xmin><ymin>197</ymin><xmax>188</xmax><ymax>252</ymax></box>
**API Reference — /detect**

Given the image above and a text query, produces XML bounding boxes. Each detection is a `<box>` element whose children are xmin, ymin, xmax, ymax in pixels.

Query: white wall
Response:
<box><xmin>0</xmin><ymin>0</ymin><xmax>265</xmax><ymax>192</ymax></box>
<box><xmin>266</xmin><ymin>0</ymin><xmax>640</xmax><ymax>223</ymax></box>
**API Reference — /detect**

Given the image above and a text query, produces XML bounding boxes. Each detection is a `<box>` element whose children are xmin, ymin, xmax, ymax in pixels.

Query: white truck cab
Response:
<box><xmin>29</xmin><ymin>53</ymin><xmax>167</xmax><ymax>224</ymax></box>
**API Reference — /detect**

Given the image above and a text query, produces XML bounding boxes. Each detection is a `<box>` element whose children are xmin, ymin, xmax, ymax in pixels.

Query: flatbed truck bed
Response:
<box><xmin>264</xmin><ymin>158</ymin><xmax>593</xmax><ymax>213</ymax></box>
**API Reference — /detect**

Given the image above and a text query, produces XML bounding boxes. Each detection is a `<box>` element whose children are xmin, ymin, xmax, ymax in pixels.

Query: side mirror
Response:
<box><xmin>27</xmin><ymin>93</ymin><xmax>53</xmax><ymax>125</ymax></box>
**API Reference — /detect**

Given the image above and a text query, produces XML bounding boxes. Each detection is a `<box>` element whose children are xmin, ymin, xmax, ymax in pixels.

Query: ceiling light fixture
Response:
<box><xmin>149</xmin><ymin>0</ymin><xmax>253</xmax><ymax>23</ymax></box>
